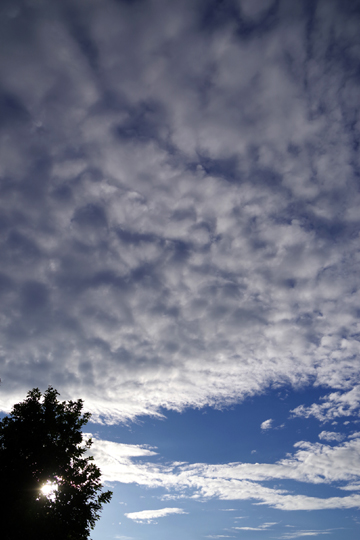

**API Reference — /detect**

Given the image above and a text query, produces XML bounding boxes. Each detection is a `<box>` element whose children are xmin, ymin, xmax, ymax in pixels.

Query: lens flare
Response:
<box><xmin>40</xmin><ymin>481</ymin><xmax>58</xmax><ymax>501</ymax></box>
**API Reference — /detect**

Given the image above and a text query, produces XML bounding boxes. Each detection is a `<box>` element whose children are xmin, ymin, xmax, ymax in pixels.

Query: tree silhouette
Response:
<box><xmin>0</xmin><ymin>387</ymin><xmax>112</xmax><ymax>540</ymax></box>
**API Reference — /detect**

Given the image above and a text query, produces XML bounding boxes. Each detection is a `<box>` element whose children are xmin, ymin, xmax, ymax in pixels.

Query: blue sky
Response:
<box><xmin>1</xmin><ymin>0</ymin><xmax>360</xmax><ymax>538</ymax></box>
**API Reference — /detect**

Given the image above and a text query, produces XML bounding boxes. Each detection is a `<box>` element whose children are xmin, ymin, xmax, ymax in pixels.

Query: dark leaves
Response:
<box><xmin>0</xmin><ymin>386</ymin><xmax>112</xmax><ymax>540</ymax></box>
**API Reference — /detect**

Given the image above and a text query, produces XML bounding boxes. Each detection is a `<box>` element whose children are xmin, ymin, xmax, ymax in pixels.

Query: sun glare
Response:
<box><xmin>40</xmin><ymin>481</ymin><xmax>58</xmax><ymax>501</ymax></box>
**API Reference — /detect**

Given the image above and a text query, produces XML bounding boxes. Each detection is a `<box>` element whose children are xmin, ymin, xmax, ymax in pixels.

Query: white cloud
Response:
<box><xmin>339</xmin><ymin>483</ymin><xmax>360</xmax><ymax>491</ymax></box>
<box><xmin>205</xmin><ymin>534</ymin><xmax>234</xmax><ymax>538</ymax></box>
<box><xmin>261</xmin><ymin>419</ymin><xmax>273</xmax><ymax>431</ymax></box>
<box><xmin>84</xmin><ymin>435</ymin><xmax>157</xmax><ymax>458</ymax></box>
<box><xmin>0</xmin><ymin>0</ymin><xmax>359</xmax><ymax>430</ymax></box>
<box><xmin>280</xmin><ymin>531</ymin><xmax>331</xmax><ymax>539</ymax></box>
<box><xmin>318</xmin><ymin>431</ymin><xmax>345</xmax><ymax>442</ymax></box>
<box><xmin>89</xmin><ymin>436</ymin><xmax>360</xmax><ymax>511</ymax></box>
<box><xmin>291</xmin><ymin>387</ymin><xmax>360</xmax><ymax>423</ymax></box>
<box><xmin>234</xmin><ymin>521</ymin><xmax>277</xmax><ymax>531</ymax></box>
<box><xmin>125</xmin><ymin>507</ymin><xmax>187</xmax><ymax>524</ymax></box>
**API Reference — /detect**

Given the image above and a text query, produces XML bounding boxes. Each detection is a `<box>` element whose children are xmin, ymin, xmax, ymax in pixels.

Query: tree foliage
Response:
<box><xmin>0</xmin><ymin>387</ymin><xmax>112</xmax><ymax>540</ymax></box>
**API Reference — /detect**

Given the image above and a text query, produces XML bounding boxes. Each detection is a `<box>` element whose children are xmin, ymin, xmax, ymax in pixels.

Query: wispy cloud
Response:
<box><xmin>205</xmin><ymin>534</ymin><xmax>234</xmax><ymax>538</ymax></box>
<box><xmin>280</xmin><ymin>531</ymin><xmax>332</xmax><ymax>539</ymax></box>
<box><xmin>234</xmin><ymin>521</ymin><xmax>277</xmax><ymax>531</ymax></box>
<box><xmin>89</xmin><ymin>436</ymin><xmax>360</xmax><ymax>510</ymax></box>
<box><xmin>339</xmin><ymin>483</ymin><xmax>360</xmax><ymax>492</ymax></box>
<box><xmin>125</xmin><ymin>507</ymin><xmax>187</xmax><ymax>524</ymax></box>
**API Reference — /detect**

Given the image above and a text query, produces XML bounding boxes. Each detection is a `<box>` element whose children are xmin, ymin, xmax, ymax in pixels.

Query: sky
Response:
<box><xmin>0</xmin><ymin>0</ymin><xmax>360</xmax><ymax>538</ymax></box>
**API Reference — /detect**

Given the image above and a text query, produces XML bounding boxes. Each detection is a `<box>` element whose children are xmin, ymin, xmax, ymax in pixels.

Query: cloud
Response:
<box><xmin>205</xmin><ymin>534</ymin><xmax>234</xmax><ymax>538</ymax></box>
<box><xmin>318</xmin><ymin>431</ymin><xmax>345</xmax><ymax>442</ymax></box>
<box><xmin>291</xmin><ymin>387</ymin><xmax>360</xmax><ymax>423</ymax></box>
<box><xmin>89</xmin><ymin>436</ymin><xmax>360</xmax><ymax>511</ymax></box>
<box><xmin>125</xmin><ymin>507</ymin><xmax>187</xmax><ymax>524</ymax></box>
<box><xmin>339</xmin><ymin>483</ymin><xmax>360</xmax><ymax>492</ymax></box>
<box><xmin>280</xmin><ymin>531</ymin><xmax>331</xmax><ymax>539</ymax></box>
<box><xmin>0</xmin><ymin>0</ymin><xmax>359</xmax><ymax>427</ymax></box>
<box><xmin>239</xmin><ymin>0</ymin><xmax>275</xmax><ymax>21</ymax></box>
<box><xmin>261</xmin><ymin>419</ymin><xmax>273</xmax><ymax>430</ymax></box>
<box><xmin>234</xmin><ymin>521</ymin><xmax>277</xmax><ymax>530</ymax></box>
<box><xmin>84</xmin><ymin>435</ymin><xmax>157</xmax><ymax>458</ymax></box>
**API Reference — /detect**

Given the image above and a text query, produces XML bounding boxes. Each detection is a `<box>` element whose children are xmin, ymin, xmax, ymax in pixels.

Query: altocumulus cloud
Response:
<box><xmin>0</xmin><ymin>0</ymin><xmax>360</xmax><ymax>431</ymax></box>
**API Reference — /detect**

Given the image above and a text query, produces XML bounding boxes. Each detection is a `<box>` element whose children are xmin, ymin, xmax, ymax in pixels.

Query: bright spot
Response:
<box><xmin>40</xmin><ymin>481</ymin><xmax>58</xmax><ymax>501</ymax></box>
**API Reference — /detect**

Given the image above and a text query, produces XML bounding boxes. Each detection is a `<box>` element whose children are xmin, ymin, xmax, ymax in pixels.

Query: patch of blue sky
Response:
<box><xmin>93</xmin><ymin>479</ymin><xmax>359</xmax><ymax>540</ymax></box>
<box><xmin>88</xmin><ymin>386</ymin><xmax>360</xmax><ymax>538</ymax></box>
<box><xmin>87</xmin><ymin>384</ymin><xmax>340</xmax><ymax>465</ymax></box>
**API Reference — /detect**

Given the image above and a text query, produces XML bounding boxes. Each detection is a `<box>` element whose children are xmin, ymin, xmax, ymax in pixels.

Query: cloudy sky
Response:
<box><xmin>1</xmin><ymin>0</ymin><xmax>360</xmax><ymax>538</ymax></box>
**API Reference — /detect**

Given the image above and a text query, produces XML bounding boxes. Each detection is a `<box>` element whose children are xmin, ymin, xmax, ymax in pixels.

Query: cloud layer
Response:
<box><xmin>0</xmin><ymin>0</ymin><xmax>360</xmax><ymax>423</ymax></box>
<box><xmin>88</xmin><ymin>433</ymin><xmax>360</xmax><ymax>511</ymax></box>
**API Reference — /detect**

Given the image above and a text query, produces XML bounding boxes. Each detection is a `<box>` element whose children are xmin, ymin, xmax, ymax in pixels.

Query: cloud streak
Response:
<box><xmin>234</xmin><ymin>521</ymin><xmax>277</xmax><ymax>530</ymax></box>
<box><xmin>88</xmin><ymin>435</ymin><xmax>360</xmax><ymax>511</ymax></box>
<box><xmin>125</xmin><ymin>507</ymin><xmax>187</xmax><ymax>524</ymax></box>
<box><xmin>280</xmin><ymin>532</ymin><xmax>332</xmax><ymax>539</ymax></box>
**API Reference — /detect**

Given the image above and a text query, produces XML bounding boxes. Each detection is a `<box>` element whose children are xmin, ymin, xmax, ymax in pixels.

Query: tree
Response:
<box><xmin>0</xmin><ymin>386</ymin><xmax>112</xmax><ymax>540</ymax></box>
